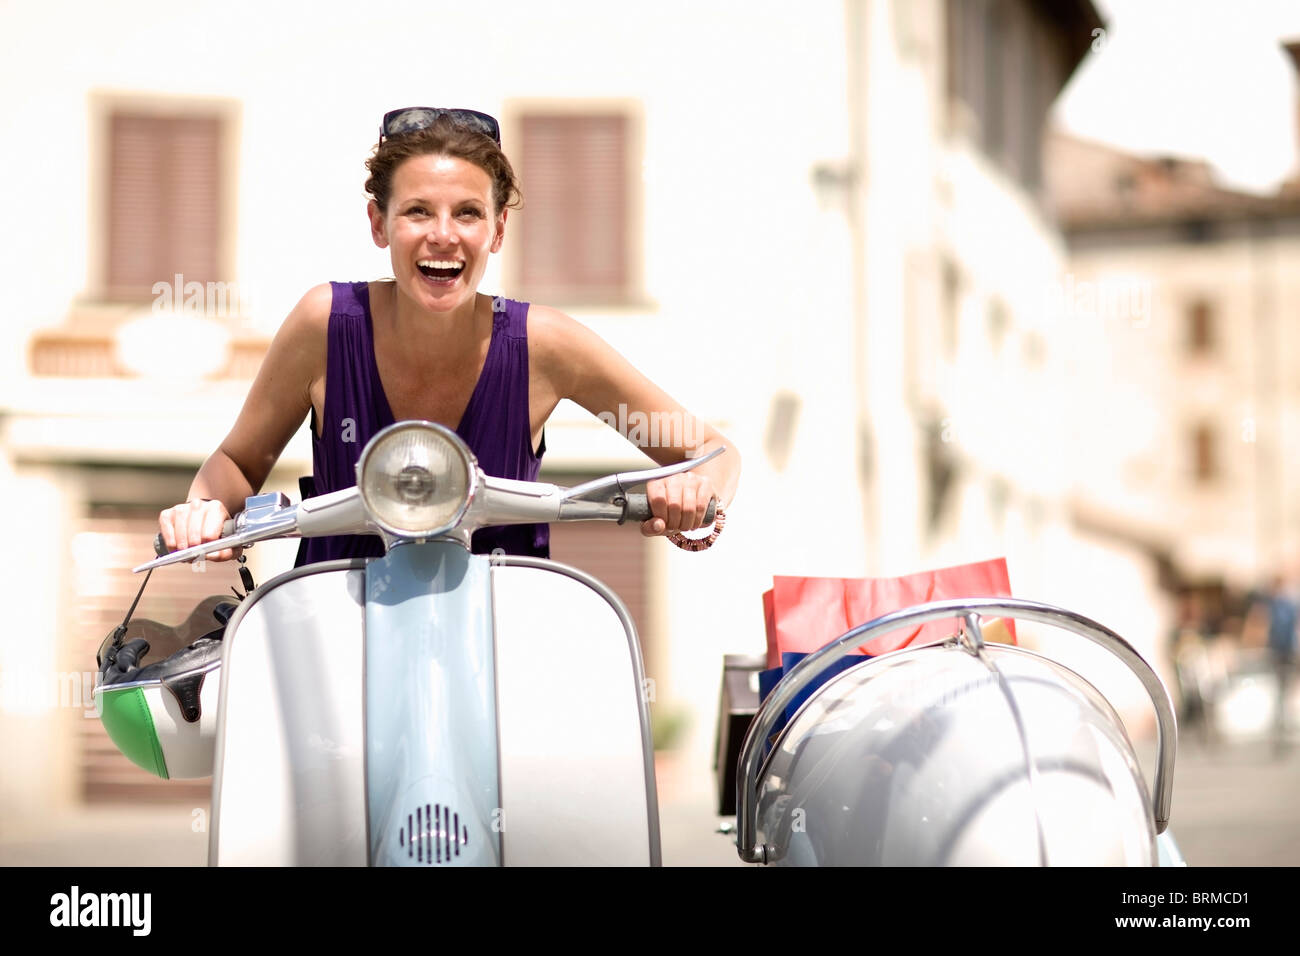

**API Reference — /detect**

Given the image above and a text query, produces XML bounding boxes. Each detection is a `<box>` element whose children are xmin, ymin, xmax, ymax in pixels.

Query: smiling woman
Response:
<box><xmin>157</xmin><ymin>108</ymin><xmax>740</xmax><ymax>564</ymax></box>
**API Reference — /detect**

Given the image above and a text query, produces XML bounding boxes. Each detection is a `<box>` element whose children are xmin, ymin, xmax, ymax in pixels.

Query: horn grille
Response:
<box><xmin>398</xmin><ymin>803</ymin><xmax>469</xmax><ymax>864</ymax></box>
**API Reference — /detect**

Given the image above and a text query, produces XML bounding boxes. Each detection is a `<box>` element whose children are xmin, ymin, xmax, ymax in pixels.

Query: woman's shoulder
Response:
<box><xmin>247</xmin><ymin>284</ymin><xmax>333</xmax><ymax>405</ymax></box>
<box><xmin>259</xmin><ymin>284</ymin><xmax>335</xmax><ymax>376</ymax></box>
<box><xmin>522</xmin><ymin>302</ymin><xmax>585</xmax><ymax>365</ymax></box>
<box><xmin>277</xmin><ymin>283</ymin><xmax>335</xmax><ymax>342</ymax></box>
<box><xmin>523</xmin><ymin>301</ymin><xmax>586</xmax><ymax>347</ymax></box>
<box><xmin>522</xmin><ymin>301</ymin><xmax>630</xmax><ymax>397</ymax></box>
<box><xmin>287</xmin><ymin>280</ymin><xmax>375</xmax><ymax>327</ymax></box>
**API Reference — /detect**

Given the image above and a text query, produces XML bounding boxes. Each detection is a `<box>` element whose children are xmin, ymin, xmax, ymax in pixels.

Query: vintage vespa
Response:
<box><xmin>95</xmin><ymin>420</ymin><xmax>1179</xmax><ymax>866</ymax></box>
<box><xmin>96</xmin><ymin>419</ymin><xmax>717</xmax><ymax>865</ymax></box>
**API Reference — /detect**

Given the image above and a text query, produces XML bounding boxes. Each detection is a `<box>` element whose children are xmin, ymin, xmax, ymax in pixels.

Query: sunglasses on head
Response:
<box><xmin>379</xmin><ymin>107</ymin><xmax>501</xmax><ymax>146</ymax></box>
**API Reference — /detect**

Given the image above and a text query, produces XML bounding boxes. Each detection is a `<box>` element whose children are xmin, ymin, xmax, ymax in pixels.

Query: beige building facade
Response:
<box><xmin>4</xmin><ymin>0</ymin><xmax>1183</xmax><ymax>838</ymax></box>
<box><xmin>1047</xmin><ymin>50</ymin><xmax>1300</xmax><ymax>599</ymax></box>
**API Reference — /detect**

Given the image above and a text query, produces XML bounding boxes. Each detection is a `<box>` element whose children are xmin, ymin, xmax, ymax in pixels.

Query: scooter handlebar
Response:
<box><xmin>623</xmin><ymin>494</ymin><xmax>717</xmax><ymax>526</ymax></box>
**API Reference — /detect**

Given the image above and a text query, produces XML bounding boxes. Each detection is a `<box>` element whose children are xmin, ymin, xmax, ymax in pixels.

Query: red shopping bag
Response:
<box><xmin>763</xmin><ymin>557</ymin><xmax>1016</xmax><ymax>668</ymax></box>
<box><xmin>758</xmin><ymin>558</ymin><xmax>1016</xmax><ymax>730</ymax></box>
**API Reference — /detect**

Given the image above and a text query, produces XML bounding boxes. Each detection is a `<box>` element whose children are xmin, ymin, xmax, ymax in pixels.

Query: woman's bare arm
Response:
<box><xmin>529</xmin><ymin>304</ymin><xmax>741</xmax><ymax>534</ymax></box>
<box><xmin>159</xmin><ymin>284</ymin><xmax>332</xmax><ymax>556</ymax></box>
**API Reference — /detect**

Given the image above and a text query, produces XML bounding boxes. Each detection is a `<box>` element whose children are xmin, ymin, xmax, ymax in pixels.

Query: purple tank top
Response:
<box><xmin>295</xmin><ymin>281</ymin><xmax>549</xmax><ymax>565</ymax></box>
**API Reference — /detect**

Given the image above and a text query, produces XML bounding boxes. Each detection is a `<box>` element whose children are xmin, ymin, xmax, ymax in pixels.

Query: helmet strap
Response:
<box><xmin>102</xmin><ymin>568</ymin><xmax>153</xmax><ymax>665</ymax></box>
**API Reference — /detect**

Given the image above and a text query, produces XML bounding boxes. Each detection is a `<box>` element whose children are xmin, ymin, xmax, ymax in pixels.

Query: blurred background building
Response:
<box><xmin>1044</xmin><ymin>36</ymin><xmax>1300</xmax><ymax>748</ymax></box>
<box><xmin>2</xmin><ymin>0</ymin><xmax>1298</xmax><ymax>864</ymax></box>
<box><xmin>1048</xmin><ymin>77</ymin><xmax>1300</xmax><ymax>598</ymax></box>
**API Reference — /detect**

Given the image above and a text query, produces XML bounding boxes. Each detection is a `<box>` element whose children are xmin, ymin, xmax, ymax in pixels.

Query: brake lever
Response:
<box><xmin>144</xmin><ymin>492</ymin><xmax>296</xmax><ymax>570</ymax></box>
<box><xmin>562</xmin><ymin>445</ymin><xmax>726</xmax><ymax>504</ymax></box>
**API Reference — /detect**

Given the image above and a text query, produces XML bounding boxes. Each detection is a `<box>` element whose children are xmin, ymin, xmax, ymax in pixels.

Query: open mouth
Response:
<box><xmin>417</xmin><ymin>259</ymin><xmax>465</xmax><ymax>282</ymax></box>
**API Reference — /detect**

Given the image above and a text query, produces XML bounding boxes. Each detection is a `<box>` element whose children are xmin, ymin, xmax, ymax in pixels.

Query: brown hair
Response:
<box><xmin>364</xmin><ymin>116</ymin><xmax>522</xmax><ymax>216</ymax></box>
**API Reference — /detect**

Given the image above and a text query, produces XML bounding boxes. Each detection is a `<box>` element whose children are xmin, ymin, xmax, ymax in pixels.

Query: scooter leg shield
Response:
<box><xmin>365</xmin><ymin>542</ymin><xmax>501</xmax><ymax>867</ymax></box>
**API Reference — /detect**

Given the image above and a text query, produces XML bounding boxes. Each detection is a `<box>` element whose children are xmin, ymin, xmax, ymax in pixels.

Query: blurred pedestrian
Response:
<box><xmin>1250</xmin><ymin>577</ymin><xmax>1298</xmax><ymax>754</ymax></box>
<box><xmin>1170</xmin><ymin>592</ymin><xmax>1216</xmax><ymax>746</ymax></box>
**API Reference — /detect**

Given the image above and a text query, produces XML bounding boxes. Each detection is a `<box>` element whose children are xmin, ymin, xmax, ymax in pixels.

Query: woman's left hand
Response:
<box><xmin>641</xmin><ymin>472</ymin><xmax>719</xmax><ymax>537</ymax></box>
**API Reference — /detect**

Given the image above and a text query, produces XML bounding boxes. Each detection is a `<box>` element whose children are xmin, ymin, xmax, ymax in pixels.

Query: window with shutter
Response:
<box><xmin>104</xmin><ymin>111</ymin><xmax>225</xmax><ymax>300</ymax></box>
<box><xmin>28</xmin><ymin>98</ymin><xmax>254</xmax><ymax>379</ymax></box>
<box><xmin>1192</xmin><ymin>423</ymin><xmax>1217</xmax><ymax>484</ymax></box>
<box><xmin>1187</xmin><ymin>300</ymin><xmax>1215</xmax><ymax>354</ymax></box>
<box><xmin>513</xmin><ymin>112</ymin><xmax>634</xmax><ymax>305</ymax></box>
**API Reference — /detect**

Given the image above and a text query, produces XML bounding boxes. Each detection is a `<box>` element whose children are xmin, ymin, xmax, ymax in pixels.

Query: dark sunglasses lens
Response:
<box><xmin>459</xmin><ymin>113</ymin><xmax>499</xmax><ymax>141</ymax></box>
<box><xmin>382</xmin><ymin>108</ymin><xmax>499</xmax><ymax>144</ymax></box>
<box><xmin>383</xmin><ymin>108</ymin><xmax>440</xmax><ymax>138</ymax></box>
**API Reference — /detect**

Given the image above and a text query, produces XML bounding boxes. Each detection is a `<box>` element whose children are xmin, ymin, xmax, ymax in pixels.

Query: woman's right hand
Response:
<box><xmin>158</xmin><ymin>498</ymin><xmax>237</xmax><ymax>561</ymax></box>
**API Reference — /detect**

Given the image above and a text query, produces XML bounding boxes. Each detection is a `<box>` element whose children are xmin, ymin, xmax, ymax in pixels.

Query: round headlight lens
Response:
<box><xmin>358</xmin><ymin>423</ymin><xmax>475</xmax><ymax>536</ymax></box>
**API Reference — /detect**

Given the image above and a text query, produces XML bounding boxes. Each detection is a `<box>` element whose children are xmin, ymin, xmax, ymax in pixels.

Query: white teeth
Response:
<box><xmin>418</xmin><ymin>259</ymin><xmax>463</xmax><ymax>270</ymax></box>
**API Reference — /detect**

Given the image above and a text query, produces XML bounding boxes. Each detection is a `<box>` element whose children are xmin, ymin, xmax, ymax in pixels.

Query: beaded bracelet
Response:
<box><xmin>666</xmin><ymin>505</ymin><xmax>727</xmax><ymax>552</ymax></box>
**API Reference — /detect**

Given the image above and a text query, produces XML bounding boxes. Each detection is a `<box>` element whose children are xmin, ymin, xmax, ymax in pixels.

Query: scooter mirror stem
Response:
<box><xmin>563</xmin><ymin>445</ymin><xmax>726</xmax><ymax>504</ymax></box>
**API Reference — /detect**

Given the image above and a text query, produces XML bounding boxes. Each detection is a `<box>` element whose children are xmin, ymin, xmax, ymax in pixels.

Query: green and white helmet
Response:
<box><xmin>95</xmin><ymin>596</ymin><xmax>231</xmax><ymax>779</ymax></box>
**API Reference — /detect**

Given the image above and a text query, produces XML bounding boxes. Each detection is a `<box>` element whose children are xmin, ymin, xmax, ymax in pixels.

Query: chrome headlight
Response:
<box><xmin>357</xmin><ymin>422</ymin><xmax>477</xmax><ymax>537</ymax></box>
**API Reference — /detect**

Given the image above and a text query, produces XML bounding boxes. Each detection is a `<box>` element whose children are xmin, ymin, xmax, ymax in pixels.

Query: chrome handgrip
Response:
<box><xmin>622</xmin><ymin>494</ymin><xmax>718</xmax><ymax>525</ymax></box>
<box><xmin>735</xmin><ymin>597</ymin><xmax>1177</xmax><ymax>864</ymax></box>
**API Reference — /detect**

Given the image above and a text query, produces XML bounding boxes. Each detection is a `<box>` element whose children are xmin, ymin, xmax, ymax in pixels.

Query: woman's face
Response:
<box><xmin>368</xmin><ymin>153</ymin><xmax>505</xmax><ymax>313</ymax></box>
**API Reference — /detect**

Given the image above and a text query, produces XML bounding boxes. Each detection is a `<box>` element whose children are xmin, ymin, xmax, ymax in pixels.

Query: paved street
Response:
<box><xmin>0</xmin><ymin>758</ymin><xmax>748</xmax><ymax>867</ymax></box>
<box><xmin>1137</xmin><ymin>735</ymin><xmax>1300</xmax><ymax>867</ymax></box>
<box><xmin>3</xmin><ymin>735</ymin><xmax>1296</xmax><ymax>867</ymax></box>
<box><xmin>668</xmin><ymin>731</ymin><xmax>1300</xmax><ymax>866</ymax></box>
<box><xmin>0</xmin><ymin>797</ymin><xmax>746</xmax><ymax>867</ymax></box>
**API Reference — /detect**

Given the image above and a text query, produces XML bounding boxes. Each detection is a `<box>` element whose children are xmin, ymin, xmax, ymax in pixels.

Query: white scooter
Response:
<box><xmin>97</xmin><ymin>419</ymin><xmax>719</xmax><ymax>865</ymax></box>
<box><xmin>95</xmin><ymin>419</ymin><xmax>1180</xmax><ymax>866</ymax></box>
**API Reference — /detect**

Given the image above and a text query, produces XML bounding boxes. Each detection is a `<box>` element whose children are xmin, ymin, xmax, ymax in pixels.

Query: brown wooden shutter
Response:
<box><xmin>517</xmin><ymin>114</ymin><xmax>629</xmax><ymax>304</ymax></box>
<box><xmin>1193</xmin><ymin>424</ymin><xmax>1217</xmax><ymax>484</ymax></box>
<box><xmin>106</xmin><ymin>114</ymin><xmax>221</xmax><ymax>298</ymax></box>
<box><xmin>71</xmin><ymin>507</ymin><xmax>244</xmax><ymax>803</ymax></box>
<box><xmin>1188</xmin><ymin>300</ymin><xmax>1214</xmax><ymax>353</ymax></box>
